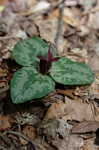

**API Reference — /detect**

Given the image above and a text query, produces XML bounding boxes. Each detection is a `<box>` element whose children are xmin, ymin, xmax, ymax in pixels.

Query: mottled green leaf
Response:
<box><xmin>11</xmin><ymin>67</ymin><xmax>55</xmax><ymax>104</ymax></box>
<box><xmin>12</xmin><ymin>37</ymin><xmax>57</xmax><ymax>66</ymax></box>
<box><xmin>50</xmin><ymin>57</ymin><xmax>94</xmax><ymax>85</ymax></box>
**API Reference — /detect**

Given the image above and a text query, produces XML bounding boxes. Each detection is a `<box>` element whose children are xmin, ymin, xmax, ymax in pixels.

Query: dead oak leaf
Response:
<box><xmin>72</xmin><ymin>121</ymin><xmax>99</xmax><ymax>133</ymax></box>
<box><xmin>0</xmin><ymin>115</ymin><xmax>12</xmax><ymax>131</ymax></box>
<box><xmin>44</xmin><ymin>98</ymin><xmax>97</xmax><ymax>122</ymax></box>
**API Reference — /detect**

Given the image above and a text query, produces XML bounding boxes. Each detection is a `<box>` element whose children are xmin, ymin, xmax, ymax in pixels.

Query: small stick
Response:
<box><xmin>54</xmin><ymin>0</ymin><xmax>65</xmax><ymax>50</ymax></box>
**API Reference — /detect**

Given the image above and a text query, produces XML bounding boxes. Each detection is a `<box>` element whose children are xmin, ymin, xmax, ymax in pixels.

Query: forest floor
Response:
<box><xmin>0</xmin><ymin>0</ymin><xmax>99</xmax><ymax>150</ymax></box>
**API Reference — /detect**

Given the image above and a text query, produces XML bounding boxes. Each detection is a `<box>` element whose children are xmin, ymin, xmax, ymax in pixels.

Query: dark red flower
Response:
<box><xmin>38</xmin><ymin>44</ymin><xmax>59</xmax><ymax>74</ymax></box>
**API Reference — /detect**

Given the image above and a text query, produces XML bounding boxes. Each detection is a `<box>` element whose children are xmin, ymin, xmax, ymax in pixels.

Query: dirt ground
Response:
<box><xmin>0</xmin><ymin>0</ymin><xmax>99</xmax><ymax>150</ymax></box>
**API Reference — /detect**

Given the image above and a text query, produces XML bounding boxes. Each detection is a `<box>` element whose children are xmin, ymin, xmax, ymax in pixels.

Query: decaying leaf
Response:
<box><xmin>38</xmin><ymin>119</ymin><xmax>71</xmax><ymax>141</ymax></box>
<box><xmin>51</xmin><ymin>135</ymin><xmax>83</xmax><ymax>150</ymax></box>
<box><xmin>22</xmin><ymin>125</ymin><xmax>37</xmax><ymax>141</ymax></box>
<box><xmin>0</xmin><ymin>115</ymin><xmax>12</xmax><ymax>131</ymax></box>
<box><xmin>0</xmin><ymin>68</ymin><xmax>7</xmax><ymax>77</ymax></box>
<box><xmin>72</xmin><ymin>121</ymin><xmax>99</xmax><ymax>133</ymax></box>
<box><xmin>82</xmin><ymin>139</ymin><xmax>99</xmax><ymax>150</ymax></box>
<box><xmin>44</xmin><ymin>98</ymin><xmax>98</xmax><ymax>122</ymax></box>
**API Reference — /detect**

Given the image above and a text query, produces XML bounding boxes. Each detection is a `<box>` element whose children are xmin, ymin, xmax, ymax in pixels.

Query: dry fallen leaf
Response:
<box><xmin>20</xmin><ymin>1</ymin><xmax>50</xmax><ymax>16</ymax></box>
<box><xmin>38</xmin><ymin>119</ymin><xmax>71</xmax><ymax>142</ymax></box>
<box><xmin>82</xmin><ymin>139</ymin><xmax>99</xmax><ymax>150</ymax></box>
<box><xmin>22</xmin><ymin>125</ymin><xmax>37</xmax><ymax>140</ymax></box>
<box><xmin>44</xmin><ymin>98</ymin><xmax>98</xmax><ymax>122</ymax></box>
<box><xmin>88</xmin><ymin>52</ymin><xmax>99</xmax><ymax>72</ymax></box>
<box><xmin>89</xmin><ymin>79</ymin><xmax>99</xmax><ymax>99</ymax></box>
<box><xmin>35</xmin><ymin>17</ymin><xmax>66</xmax><ymax>54</ymax></box>
<box><xmin>26</xmin><ymin>0</ymin><xmax>36</xmax><ymax>9</ymax></box>
<box><xmin>49</xmin><ymin>8</ymin><xmax>80</xmax><ymax>28</ymax></box>
<box><xmin>65</xmin><ymin>135</ymin><xmax>83</xmax><ymax>150</ymax></box>
<box><xmin>20</xmin><ymin>20</ymin><xmax>39</xmax><ymax>37</ymax></box>
<box><xmin>0</xmin><ymin>115</ymin><xmax>12</xmax><ymax>131</ymax></box>
<box><xmin>52</xmin><ymin>135</ymin><xmax>83</xmax><ymax>150</ymax></box>
<box><xmin>20</xmin><ymin>125</ymin><xmax>37</xmax><ymax>145</ymax></box>
<box><xmin>72</xmin><ymin>121</ymin><xmax>99</xmax><ymax>133</ymax></box>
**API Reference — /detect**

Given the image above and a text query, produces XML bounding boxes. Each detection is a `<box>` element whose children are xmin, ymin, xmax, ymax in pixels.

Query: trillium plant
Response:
<box><xmin>10</xmin><ymin>37</ymin><xmax>94</xmax><ymax>104</ymax></box>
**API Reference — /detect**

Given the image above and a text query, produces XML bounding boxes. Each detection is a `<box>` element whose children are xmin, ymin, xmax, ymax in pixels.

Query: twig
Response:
<box><xmin>0</xmin><ymin>36</ymin><xmax>17</xmax><ymax>40</ymax></box>
<box><xmin>54</xmin><ymin>0</ymin><xmax>65</xmax><ymax>50</ymax></box>
<box><xmin>4</xmin><ymin>130</ymin><xmax>36</xmax><ymax>150</ymax></box>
